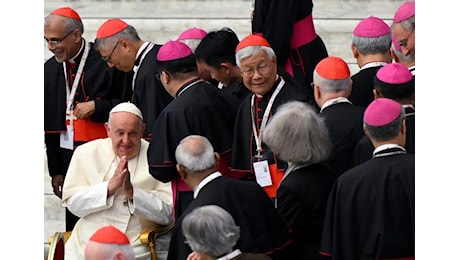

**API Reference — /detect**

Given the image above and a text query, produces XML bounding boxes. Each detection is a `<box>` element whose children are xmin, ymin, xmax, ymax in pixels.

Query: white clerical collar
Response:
<box><xmin>69</xmin><ymin>38</ymin><xmax>85</xmax><ymax>63</ymax></box>
<box><xmin>136</xmin><ymin>41</ymin><xmax>150</xmax><ymax>60</ymax></box>
<box><xmin>360</xmin><ymin>61</ymin><xmax>388</xmax><ymax>71</ymax></box>
<box><xmin>216</xmin><ymin>249</ymin><xmax>242</xmax><ymax>260</ymax></box>
<box><xmin>320</xmin><ymin>96</ymin><xmax>352</xmax><ymax>112</ymax></box>
<box><xmin>373</xmin><ymin>143</ymin><xmax>406</xmax><ymax>156</ymax></box>
<box><xmin>193</xmin><ymin>171</ymin><xmax>222</xmax><ymax>198</ymax></box>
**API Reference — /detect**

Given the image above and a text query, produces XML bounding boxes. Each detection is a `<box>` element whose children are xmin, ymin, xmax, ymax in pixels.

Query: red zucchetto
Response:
<box><xmin>96</xmin><ymin>18</ymin><xmax>129</xmax><ymax>39</ymax></box>
<box><xmin>88</xmin><ymin>225</ymin><xmax>130</xmax><ymax>245</ymax></box>
<box><xmin>235</xmin><ymin>34</ymin><xmax>271</xmax><ymax>52</ymax></box>
<box><xmin>50</xmin><ymin>7</ymin><xmax>81</xmax><ymax>21</ymax></box>
<box><xmin>315</xmin><ymin>56</ymin><xmax>350</xmax><ymax>80</ymax></box>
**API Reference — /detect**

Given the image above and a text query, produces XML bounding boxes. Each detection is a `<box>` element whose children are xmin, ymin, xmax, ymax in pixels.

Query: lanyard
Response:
<box><xmin>63</xmin><ymin>40</ymin><xmax>90</xmax><ymax>124</ymax></box>
<box><xmin>132</xmin><ymin>42</ymin><xmax>154</xmax><ymax>91</ymax></box>
<box><xmin>251</xmin><ymin>77</ymin><xmax>285</xmax><ymax>157</ymax></box>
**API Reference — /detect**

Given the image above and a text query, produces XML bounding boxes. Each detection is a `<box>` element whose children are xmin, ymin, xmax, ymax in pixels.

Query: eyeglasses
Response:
<box><xmin>101</xmin><ymin>40</ymin><xmax>120</xmax><ymax>63</ymax></box>
<box><xmin>310</xmin><ymin>82</ymin><xmax>315</xmax><ymax>89</ymax></box>
<box><xmin>398</xmin><ymin>30</ymin><xmax>414</xmax><ymax>47</ymax></box>
<box><xmin>44</xmin><ymin>30</ymin><xmax>75</xmax><ymax>46</ymax></box>
<box><xmin>241</xmin><ymin>63</ymin><xmax>271</xmax><ymax>77</ymax></box>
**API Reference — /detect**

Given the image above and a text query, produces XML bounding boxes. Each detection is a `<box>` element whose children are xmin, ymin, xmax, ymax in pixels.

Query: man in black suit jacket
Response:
<box><xmin>167</xmin><ymin>135</ymin><xmax>293</xmax><ymax>260</ymax></box>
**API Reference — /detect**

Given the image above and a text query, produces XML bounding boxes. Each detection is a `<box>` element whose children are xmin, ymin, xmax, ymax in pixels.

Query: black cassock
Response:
<box><xmin>167</xmin><ymin>175</ymin><xmax>293</xmax><ymax>260</ymax></box>
<box><xmin>131</xmin><ymin>44</ymin><xmax>174</xmax><ymax>140</ymax></box>
<box><xmin>320</xmin><ymin>147</ymin><xmax>415</xmax><ymax>259</ymax></box>
<box><xmin>353</xmin><ymin>105</ymin><xmax>415</xmax><ymax>166</ymax></box>
<box><xmin>252</xmin><ymin>0</ymin><xmax>328</xmax><ymax>98</ymax></box>
<box><xmin>320</xmin><ymin>102</ymin><xmax>365</xmax><ymax>176</ymax></box>
<box><xmin>147</xmin><ymin>79</ymin><xmax>238</xmax><ymax>217</ymax></box>
<box><xmin>231</xmin><ymin>75</ymin><xmax>312</xmax><ymax>179</ymax></box>
<box><xmin>349</xmin><ymin>65</ymin><xmax>384</xmax><ymax>108</ymax></box>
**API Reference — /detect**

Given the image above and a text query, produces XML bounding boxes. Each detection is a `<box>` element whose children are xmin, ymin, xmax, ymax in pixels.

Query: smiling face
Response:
<box><xmin>44</xmin><ymin>15</ymin><xmax>81</xmax><ymax>63</ymax></box>
<box><xmin>239</xmin><ymin>50</ymin><xmax>277</xmax><ymax>95</ymax></box>
<box><xmin>106</xmin><ymin>111</ymin><xmax>145</xmax><ymax>160</ymax></box>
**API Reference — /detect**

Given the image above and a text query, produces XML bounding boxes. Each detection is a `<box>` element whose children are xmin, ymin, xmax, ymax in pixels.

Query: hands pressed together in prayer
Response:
<box><xmin>108</xmin><ymin>155</ymin><xmax>134</xmax><ymax>199</ymax></box>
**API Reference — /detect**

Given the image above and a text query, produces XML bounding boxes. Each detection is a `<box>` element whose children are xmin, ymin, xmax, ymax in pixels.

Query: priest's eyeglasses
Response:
<box><xmin>241</xmin><ymin>63</ymin><xmax>271</xmax><ymax>77</ymax></box>
<box><xmin>101</xmin><ymin>40</ymin><xmax>120</xmax><ymax>63</ymax></box>
<box><xmin>44</xmin><ymin>30</ymin><xmax>75</xmax><ymax>46</ymax></box>
<box><xmin>398</xmin><ymin>29</ymin><xmax>414</xmax><ymax>47</ymax></box>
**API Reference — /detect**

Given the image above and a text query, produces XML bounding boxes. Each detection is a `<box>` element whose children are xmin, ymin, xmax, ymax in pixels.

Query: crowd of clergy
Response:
<box><xmin>44</xmin><ymin>1</ymin><xmax>415</xmax><ymax>259</ymax></box>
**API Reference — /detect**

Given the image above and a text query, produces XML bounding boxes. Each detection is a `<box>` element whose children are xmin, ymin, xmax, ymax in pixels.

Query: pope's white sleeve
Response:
<box><xmin>127</xmin><ymin>188</ymin><xmax>173</xmax><ymax>225</ymax></box>
<box><xmin>65</xmin><ymin>181</ymin><xmax>114</xmax><ymax>217</ymax></box>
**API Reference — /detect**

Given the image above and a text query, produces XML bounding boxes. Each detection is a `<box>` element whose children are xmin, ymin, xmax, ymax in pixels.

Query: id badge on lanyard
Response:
<box><xmin>60</xmin><ymin>125</ymin><xmax>74</xmax><ymax>150</ymax></box>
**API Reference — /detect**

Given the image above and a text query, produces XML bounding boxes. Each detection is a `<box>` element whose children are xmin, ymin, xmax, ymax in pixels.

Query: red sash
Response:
<box><xmin>262</xmin><ymin>164</ymin><xmax>284</xmax><ymax>198</ymax></box>
<box><xmin>67</xmin><ymin>118</ymin><xmax>107</xmax><ymax>142</ymax></box>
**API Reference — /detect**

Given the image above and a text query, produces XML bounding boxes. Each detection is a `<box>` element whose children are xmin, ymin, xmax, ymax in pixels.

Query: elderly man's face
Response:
<box><xmin>106</xmin><ymin>112</ymin><xmax>145</xmax><ymax>160</ymax></box>
<box><xmin>44</xmin><ymin>15</ymin><xmax>80</xmax><ymax>63</ymax></box>
<box><xmin>392</xmin><ymin>23</ymin><xmax>415</xmax><ymax>58</ymax></box>
<box><xmin>239</xmin><ymin>50</ymin><xmax>277</xmax><ymax>95</ymax></box>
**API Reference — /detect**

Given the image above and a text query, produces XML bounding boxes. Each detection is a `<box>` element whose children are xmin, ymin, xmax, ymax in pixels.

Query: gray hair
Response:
<box><xmin>94</xmin><ymin>25</ymin><xmax>141</xmax><ymax>50</ymax></box>
<box><xmin>44</xmin><ymin>14</ymin><xmax>84</xmax><ymax>34</ymax></box>
<box><xmin>263</xmin><ymin>101</ymin><xmax>332</xmax><ymax>163</ymax></box>
<box><xmin>392</xmin><ymin>16</ymin><xmax>415</xmax><ymax>32</ymax></box>
<box><xmin>182</xmin><ymin>205</ymin><xmax>240</xmax><ymax>257</ymax></box>
<box><xmin>364</xmin><ymin>107</ymin><xmax>405</xmax><ymax>142</ymax></box>
<box><xmin>392</xmin><ymin>42</ymin><xmax>415</xmax><ymax>64</ymax></box>
<box><xmin>235</xmin><ymin>46</ymin><xmax>275</xmax><ymax>67</ymax></box>
<box><xmin>351</xmin><ymin>33</ymin><xmax>392</xmax><ymax>55</ymax></box>
<box><xmin>313</xmin><ymin>71</ymin><xmax>352</xmax><ymax>93</ymax></box>
<box><xmin>175</xmin><ymin>135</ymin><xmax>217</xmax><ymax>173</ymax></box>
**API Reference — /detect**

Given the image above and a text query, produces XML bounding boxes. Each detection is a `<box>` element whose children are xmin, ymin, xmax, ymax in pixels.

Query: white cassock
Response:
<box><xmin>62</xmin><ymin>138</ymin><xmax>173</xmax><ymax>260</ymax></box>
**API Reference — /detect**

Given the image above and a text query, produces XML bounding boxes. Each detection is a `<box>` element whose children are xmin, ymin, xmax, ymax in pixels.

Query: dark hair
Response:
<box><xmin>374</xmin><ymin>76</ymin><xmax>415</xmax><ymax>100</ymax></box>
<box><xmin>194</xmin><ymin>27</ymin><xmax>239</xmax><ymax>68</ymax></box>
<box><xmin>157</xmin><ymin>54</ymin><xmax>197</xmax><ymax>76</ymax></box>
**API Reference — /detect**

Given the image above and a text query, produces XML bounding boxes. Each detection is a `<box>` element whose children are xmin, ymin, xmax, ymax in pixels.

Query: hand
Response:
<box><xmin>51</xmin><ymin>175</ymin><xmax>64</xmax><ymax>199</ymax></box>
<box><xmin>186</xmin><ymin>252</ymin><xmax>213</xmax><ymax>260</ymax></box>
<box><xmin>121</xmin><ymin>167</ymin><xmax>133</xmax><ymax>199</ymax></box>
<box><xmin>108</xmin><ymin>156</ymin><xmax>131</xmax><ymax>197</ymax></box>
<box><xmin>74</xmin><ymin>100</ymin><xmax>95</xmax><ymax>119</ymax></box>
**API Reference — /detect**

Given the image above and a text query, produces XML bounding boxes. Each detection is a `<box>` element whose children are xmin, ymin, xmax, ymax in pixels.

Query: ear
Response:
<box><xmin>214</xmin><ymin>152</ymin><xmax>220</xmax><ymax>168</ymax></box>
<box><xmin>351</xmin><ymin>44</ymin><xmax>359</xmax><ymax>59</ymax></box>
<box><xmin>72</xmin><ymin>29</ymin><xmax>83</xmax><ymax>43</ymax></box>
<box><xmin>162</xmin><ymin>70</ymin><xmax>171</xmax><ymax>85</ymax></box>
<box><xmin>104</xmin><ymin>122</ymin><xmax>110</xmax><ymax>135</ymax></box>
<box><xmin>141</xmin><ymin>122</ymin><xmax>146</xmax><ymax>134</ymax></box>
<box><xmin>400</xmin><ymin>118</ymin><xmax>407</xmax><ymax>136</ymax></box>
<box><xmin>220</xmin><ymin>63</ymin><xmax>231</xmax><ymax>75</ymax></box>
<box><xmin>314</xmin><ymin>84</ymin><xmax>321</xmax><ymax>107</ymax></box>
<box><xmin>373</xmin><ymin>89</ymin><xmax>381</xmax><ymax>99</ymax></box>
<box><xmin>176</xmin><ymin>164</ymin><xmax>186</xmax><ymax>180</ymax></box>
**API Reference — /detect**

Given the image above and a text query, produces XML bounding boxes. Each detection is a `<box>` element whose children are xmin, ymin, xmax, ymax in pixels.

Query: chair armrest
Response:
<box><xmin>139</xmin><ymin>222</ymin><xmax>175</xmax><ymax>260</ymax></box>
